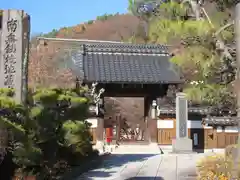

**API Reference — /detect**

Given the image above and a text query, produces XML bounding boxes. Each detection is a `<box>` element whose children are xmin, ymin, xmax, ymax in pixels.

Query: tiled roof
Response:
<box><xmin>202</xmin><ymin>117</ymin><xmax>238</xmax><ymax>126</ymax></box>
<box><xmin>157</xmin><ymin>105</ymin><xmax>237</xmax><ymax>117</ymax></box>
<box><xmin>158</xmin><ymin>106</ymin><xmax>212</xmax><ymax>115</ymax></box>
<box><xmin>82</xmin><ymin>43</ymin><xmax>169</xmax><ymax>54</ymax></box>
<box><xmin>70</xmin><ymin>42</ymin><xmax>182</xmax><ymax>84</ymax></box>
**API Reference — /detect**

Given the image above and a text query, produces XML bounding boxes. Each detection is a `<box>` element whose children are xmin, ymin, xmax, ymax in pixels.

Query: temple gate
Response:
<box><xmin>69</xmin><ymin>42</ymin><xmax>183</xmax><ymax>146</ymax></box>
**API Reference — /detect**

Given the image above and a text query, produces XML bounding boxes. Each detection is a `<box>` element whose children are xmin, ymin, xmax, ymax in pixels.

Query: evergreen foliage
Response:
<box><xmin>42</xmin><ymin>29</ymin><xmax>58</xmax><ymax>38</ymax></box>
<box><xmin>0</xmin><ymin>87</ymin><xmax>96</xmax><ymax>179</ymax></box>
<box><xmin>87</xmin><ymin>20</ymin><xmax>94</xmax><ymax>24</ymax></box>
<box><xmin>128</xmin><ymin>0</ymin><xmax>236</xmax><ymax>109</ymax></box>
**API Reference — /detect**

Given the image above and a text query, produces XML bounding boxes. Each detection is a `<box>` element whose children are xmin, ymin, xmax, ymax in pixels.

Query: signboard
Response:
<box><xmin>193</xmin><ymin>133</ymin><xmax>198</xmax><ymax>146</ymax></box>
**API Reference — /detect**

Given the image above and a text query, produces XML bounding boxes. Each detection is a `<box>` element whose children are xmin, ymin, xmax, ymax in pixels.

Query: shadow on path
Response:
<box><xmin>82</xmin><ymin>153</ymin><xmax>159</xmax><ymax>179</ymax></box>
<box><xmin>83</xmin><ymin>176</ymin><xmax>165</xmax><ymax>180</ymax></box>
<box><xmin>126</xmin><ymin>177</ymin><xmax>164</xmax><ymax>180</ymax></box>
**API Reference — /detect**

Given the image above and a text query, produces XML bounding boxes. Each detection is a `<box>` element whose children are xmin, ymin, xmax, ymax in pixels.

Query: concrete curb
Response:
<box><xmin>60</xmin><ymin>153</ymin><xmax>110</xmax><ymax>180</ymax></box>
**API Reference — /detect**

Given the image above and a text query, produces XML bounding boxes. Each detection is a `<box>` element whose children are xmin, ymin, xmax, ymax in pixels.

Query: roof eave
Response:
<box><xmin>202</xmin><ymin>117</ymin><xmax>238</xmax><ymax>126</ymax></box>
<box><xmin>82</xmin><ymin>79</ymin><xmax>183</xmax><ymax>84</ymax></box>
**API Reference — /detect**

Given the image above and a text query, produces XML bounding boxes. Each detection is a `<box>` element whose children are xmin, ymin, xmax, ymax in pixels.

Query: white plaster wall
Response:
<box><xmin>157</xmin><ymin>120</ymin><xmax>174</xmax><ymax>129</ymax></box>
<box><xmin>157</xmin><ymin>119</ymin><xmax>212</xmax><ymax>129</ymax></box>
<box><xmin>187</xmin><ymin>121</ymin><xmax>202</xmax><ymax>129</ymax></box>
<box><xmin>85</xmin><ymin>118</ymin><xmax>98</xmax><ymax>128</ymax></box>
<box><xmin>225</xmin><ymin>126</ymin><xmax>238</xmax><ymax>133</ymax></box>
<box><xmin>203</xmin><ymin>125</ymin><xmax>213</xmax><ymax>129</ymax></box>
<box><xmin>216</xmin><ymin>126</ymin><xmax>223</xmax><ymax>133</ymax></box>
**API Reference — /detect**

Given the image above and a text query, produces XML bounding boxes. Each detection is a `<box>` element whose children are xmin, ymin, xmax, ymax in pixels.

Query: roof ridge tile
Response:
<box><xmin>82</xmin><ymin>42</ymin><xmax>169</xmax><ymax>55</ymax></box>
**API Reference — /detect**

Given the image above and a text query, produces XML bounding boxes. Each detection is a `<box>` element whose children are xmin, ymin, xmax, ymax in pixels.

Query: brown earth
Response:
<box><xmin>28</xmin><ymin>14</ymin><xmax>142</xmax><ymax>88</ymax></box>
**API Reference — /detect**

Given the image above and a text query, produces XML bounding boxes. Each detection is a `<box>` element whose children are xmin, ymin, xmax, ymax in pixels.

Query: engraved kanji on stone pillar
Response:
<box><xmin>0</xmin><ymin>10</ymin><xmax>30</xmax><ymax>103</ymax></box>
<box><xmin>172</xmin><ymin>92</ymin><xmax>192</xmax><ymax>153</ymax></box>
<box><xmin>176</xmin><ymin>92</ymin><xmax>188</xmax><ymax>138</ymax></box>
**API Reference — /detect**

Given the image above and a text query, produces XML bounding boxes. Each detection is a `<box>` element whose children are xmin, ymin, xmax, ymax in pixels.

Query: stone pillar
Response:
<box><xmin>0</xmin><ymin>10</ymin><xmax>30</xmax><ymax>165</ymax></box>
<box><xmin>0</xmin><ymin>10</ymin><xmax>30</xmax><ymax>103</ymax></box>
<box><xmin>172</xmin><ymin>93</ymin><xmax>193</xmax><ymax>153</ymax></box>
<box><xmin>144</xmin><ymin>96</ymin><xmax>158</xmax><ymax>145</ymax></box>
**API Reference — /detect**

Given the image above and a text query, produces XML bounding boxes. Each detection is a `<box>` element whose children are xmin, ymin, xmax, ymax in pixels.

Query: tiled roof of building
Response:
<box><xmin>202</xmin><ymin>117</ymin><xmax>238</xmax><ymax>126</ymax></box>
<box><xmin>70</xmin><ymin>42</ymin><xmax>182</xmax><ymax>84</ymax></box>
<box><xmin>82</xmin><ymin>43</ymin><xmax>169</xmax><ymax>54</ymax></box>
<box><xmin>158</xmin><ymin>106</ymin><xmax>212</xmax><ymax>115</ymax></box>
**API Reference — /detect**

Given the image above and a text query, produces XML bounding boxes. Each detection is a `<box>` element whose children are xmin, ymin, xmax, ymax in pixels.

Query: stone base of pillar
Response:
<box><xmin>172</xmin><ymin>137</ymin><xmax>194</xmax><ymax>153</ymax></box>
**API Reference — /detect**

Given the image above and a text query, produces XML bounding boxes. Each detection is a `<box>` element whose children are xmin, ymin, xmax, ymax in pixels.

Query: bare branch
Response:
<box><xmin>106</xmin><ymin>97</ymin><xmax>144</xmax><ymax>120</ymax></box>
<box><xmin>215</xmin><ymin>20</ymin><xmax>234</xmax><ymax>36</ymax></box>
<box><xmin>201</xmin><ymin>7</ymin><xmax>214</xmax><ymax>28</ymax></box>
<box><xmin>180</xmin><ymin>0</ymin><xmax>235</xmax><ymax>67</ymax></box>
<box><xmin>200</xmin><ymin>7</ymin><xmax>234</xmax><ymax>61</ymax></box>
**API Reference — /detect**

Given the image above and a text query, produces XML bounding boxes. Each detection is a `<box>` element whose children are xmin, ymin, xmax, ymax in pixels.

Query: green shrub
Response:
<box><xmin>63</xmin><ymin>120</ymin><xmax>93</xmax><ymax>156</ymax></box>
<box><xmin>42</xmin><ymin>29</ymin><xmax>58</xmax><ymax>38</ymax></box>
<box><xmin>0</xmin><ymin>87</ymin><xmax>97</xmax><ymax>179</ymax></box>
<box><xmin>87</xmin><ymin>20</ymin><xmax>94</xmax><ymax>24</ymax></box>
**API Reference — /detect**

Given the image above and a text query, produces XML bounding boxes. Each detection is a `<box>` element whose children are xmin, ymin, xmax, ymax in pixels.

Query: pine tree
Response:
<box><xmin>129</xmin><ymin>0</ymin><xmax>236</xmax><ymax>111</ymax></box>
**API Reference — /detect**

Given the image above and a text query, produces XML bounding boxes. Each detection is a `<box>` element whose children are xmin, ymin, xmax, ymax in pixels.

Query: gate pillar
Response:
<box><xmin>95</xmin><ymin>118</ymin><xmax>104</xmax><ymax>151</ymax></box>
<box><xmin>149</xmin><ymin>99</ymin><xmax>158</xmax><ymax>143</ymax></box>
<box><xmin>148</xmin><ymin>119</ymin><xmax>158</xmax><ymax>143</ymax></box>
<box><xmin>145</xmin><ymin>96</ymin><xmax>158</xmax><ymax>144</ymax></box>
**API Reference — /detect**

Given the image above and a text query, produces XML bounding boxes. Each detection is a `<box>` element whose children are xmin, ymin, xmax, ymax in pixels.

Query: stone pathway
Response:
<box><xmin>75</xmin><ymin>152</ymin><xmax>209</xmax><ymax>180</ymax></box>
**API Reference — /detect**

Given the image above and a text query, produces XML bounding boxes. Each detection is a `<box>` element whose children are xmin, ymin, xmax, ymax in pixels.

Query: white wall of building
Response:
<box><xmin>157</xmin><ymin>119</ymin><xmax>238</xmax><ymax>133</ymax></box>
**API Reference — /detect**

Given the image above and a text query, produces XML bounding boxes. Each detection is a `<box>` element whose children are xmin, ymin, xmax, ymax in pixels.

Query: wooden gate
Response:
<box><xmin>157</xmin><ymin>119</ymin><xmax>239</xmax><ymax>149</ymax></box>
<box><xmin>217</xmin><ymin>131</ymin><xmax>238</xmax><ymax>148</ymax></box>
<box><xmin>157</xmin><ymin>118</ymin><xmax>176</xmax><ymax>144</ymax></box>
<box><xmin>225</xmin><ymin>133</ymin><xmax>238</xmax><ymax>146</ymax></box>
<box><xmin>216</xmin><ymin>131</ymin><xmax>226</xmax><ymax>148</ymax></box>
<box><xmin>206</xmin><ymin>128</ymin><xmax>238</xmax><ymax>149</ymax></box>
<box><xmin>204</xmin><ymin>129</ymin><xmax>217</xmax><ymax>149</ymax></box>
<box><xmin>104</xmin><ymin>97</ymin><xmax>147</xmax><ymax>143</ymax></box>
<box><xmin>158</xmin><ymin>129</ymin><xmax>175</xmax><ymax>144</ymax></box>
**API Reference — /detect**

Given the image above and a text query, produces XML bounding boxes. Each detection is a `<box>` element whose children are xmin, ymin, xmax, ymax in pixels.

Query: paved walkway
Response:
<box><xmin>75</xmin><ymin>152</ymin><xmax>209</xmax><ymax>180</ymax></box>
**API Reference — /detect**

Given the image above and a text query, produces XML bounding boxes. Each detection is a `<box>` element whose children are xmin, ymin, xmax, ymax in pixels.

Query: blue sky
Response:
<box><xmin>1</xmin><ymin>0</ymin><xmax>129</xmax><ymax>35</ymax></box>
